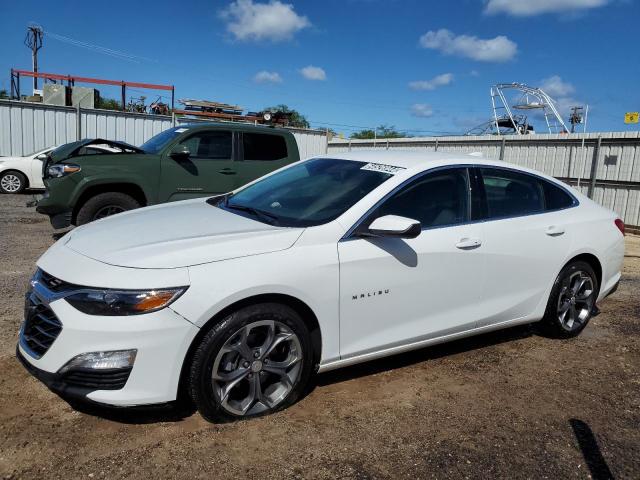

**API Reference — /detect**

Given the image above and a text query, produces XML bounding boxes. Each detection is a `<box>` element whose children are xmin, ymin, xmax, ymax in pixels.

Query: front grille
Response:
<box><xmin>21</xmin><ymin>294</ymin><xmax>63</xmax><ymax>358</ymax></box>
<box><xmin>62</xmin><ymin>368</ymin><xmax>132</xmax><ymax>390</ymax></box>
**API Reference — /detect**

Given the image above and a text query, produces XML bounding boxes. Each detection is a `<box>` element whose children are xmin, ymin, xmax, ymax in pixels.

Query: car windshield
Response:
<box><xmin>140</xmin><ymin>127</ymin><xmax>185</xmax><ymax>154</ymax></box>
<box><xmin>216</xmin><ymin>158</ymin><xmax>398</xmax><ymax>227</ymax></box>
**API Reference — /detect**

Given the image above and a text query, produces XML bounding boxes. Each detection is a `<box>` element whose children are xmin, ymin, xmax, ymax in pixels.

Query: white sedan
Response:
<box><xmin>17</xmin><ymin>151</ymin><xmax>624</xmax><ymax>421</ymax></box>
<box><xmin>0</xmin><ymin>144</ymin><xmax>122</xmax><ymax>193</ymax></box>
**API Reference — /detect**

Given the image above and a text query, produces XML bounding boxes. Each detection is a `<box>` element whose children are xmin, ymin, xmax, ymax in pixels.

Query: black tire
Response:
<box><xmin>0</xmin><ymin>170</ymin><xmax>27</xmax><ymax>194</ymax></box>
<box><xmin>541</xmin><ymin>261</ymin><xmax>599</xmax><ymax>338</ymax></box>
<box><xmin>189</xmin><ymin>303</ymin><xmax>314</xmax><ymax>423</ymax></box>
<box><xmin>75</xmin><ymin>192</ymin><xmax>140</xmax><ymax>225</ymax></box>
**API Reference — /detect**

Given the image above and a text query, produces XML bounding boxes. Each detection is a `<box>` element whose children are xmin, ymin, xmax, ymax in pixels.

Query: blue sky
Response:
<box><xmin>1</xmin><ymin>0</ymin><xmax>639</xmax><ymax>136</ymax></box>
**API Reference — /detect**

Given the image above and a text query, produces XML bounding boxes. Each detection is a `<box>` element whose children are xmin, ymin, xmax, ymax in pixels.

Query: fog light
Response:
<box><xmin>58</xmin><ymin>350</ymin><xmax>137</xmax><ymax>374</ymax></box>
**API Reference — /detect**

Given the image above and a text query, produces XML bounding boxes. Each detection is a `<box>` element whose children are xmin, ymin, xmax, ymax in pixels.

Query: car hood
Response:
<box><xmin>64</xmin><ymin>198</ymin><xmax>305</xmax><ymax>269</ymax></box>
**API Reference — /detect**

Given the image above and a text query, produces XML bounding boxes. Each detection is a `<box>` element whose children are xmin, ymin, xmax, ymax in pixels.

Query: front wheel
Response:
<box><xmin>541</xmin><ymin>261</ymin><xmax>599</xmax><ymax>338</ymax></box>
<box><xmin>188</xmin><ymin>303</ymin><xmax>313</xmax><ymax>422</ymax></box>
<box><xmin>75</xmin><ymin>192</ymin><xmax>141</xmax><ymax>225</ymax></box>
<box><xmin>0</xmin><ymin>171</ymin><xmax>27</xmax><ymax>194</ymax></box>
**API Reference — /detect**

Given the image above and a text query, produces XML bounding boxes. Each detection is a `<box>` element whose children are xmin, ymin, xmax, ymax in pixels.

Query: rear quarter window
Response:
<box><xmin>541</xmin><ymin>180</ymin><xmax>575</xmax><ymax>210</ymax></box>
<box><xmin>243</xmin><ymin>133</ymin><xmax>288</xmax><ymax>161</ymax></box>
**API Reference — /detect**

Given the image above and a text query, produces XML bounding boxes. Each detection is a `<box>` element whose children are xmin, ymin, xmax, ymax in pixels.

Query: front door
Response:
<box><xmin>159</xmin><ymin>130</ymin><xmax>237</xmax><ymax>202</ymax></box>
<box><xmin>338</xmin><ymin>167</ymin><xmax>486</xmax><ymax>359</ymax></box>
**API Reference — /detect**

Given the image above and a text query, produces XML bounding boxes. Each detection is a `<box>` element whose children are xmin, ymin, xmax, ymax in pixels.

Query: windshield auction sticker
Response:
<box><xmin>360</xmin><ymin>163</ymin><xmax>406</xmax><ymax>175</ymax></box>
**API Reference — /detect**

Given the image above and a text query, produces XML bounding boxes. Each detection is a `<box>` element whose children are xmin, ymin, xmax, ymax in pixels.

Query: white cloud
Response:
<box><xmin>219</xmin><ymin>0</ymin><xmax>310</xmax><ymax>42</ymax></box>
<box><xmin>409</xmin><ymin>73</ymin><xmax>454</xmax><ymax>91</ymax></box>
<box><xmin>419</xmin><ymin>29</ymin><xmax>517</xmax><ymax>62</ymax></box>
<box><xmin>485</xmin><ymin>0</ymin><xmax>609</xmax><ymax>16</ymax></box>
<box><xmin>300</xmin><ymin>65</ymin><xmax>327</xmax><ymax>81</ymax></box>
<box><xmin>540</xmin><ymin>75</ymin><xmax>575</xmax><ymax>98</ymax></box>
<box><xmin>253</xmin><ymin>70</ymin><xmax>283</xmax><ymax>84</ymax></box>
<box><xmin>411</xmin><ymin>104</ymin><xmax>434</xmax><ymax>118</ymax></box>
<box><xmin>470</xmin><ymin>70</ymin><xmax>480</xmax><ymax>77</ymax></box>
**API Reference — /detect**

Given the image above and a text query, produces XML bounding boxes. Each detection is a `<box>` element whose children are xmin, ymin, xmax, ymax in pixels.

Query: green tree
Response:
<box><xmin>351</xmin><ymin>124</ymin><xmax>406</xmax><ymax>139</ymax></box>
<box><xmin>0</xmin><ymin>89</ymin><xmax>8</xmax><ymax>99</ymax></box>
<box><xmin>96</xmin><ymin>97</ymin><xmax>122</xmax><ymax>111</ymax></box>
<box><xmin>263</xmin><ymin>104</ymin><xmax>310</xmax><ymax>129</ymax></box>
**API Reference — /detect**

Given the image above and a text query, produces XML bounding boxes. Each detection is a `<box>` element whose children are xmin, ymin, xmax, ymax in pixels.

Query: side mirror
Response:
<box><xmin>364</xmin><ymin>215</ymin><xmax>421</xmax><ymax>239</ymax></box>
<box><xmin>170</xmin><ymin>144</ymin><xmax>190</xmax><ymax>159</ymax></box>
<box><xmin>36</xmin><ymin>153</ymin><xmax>48</xmax><ymax>160</ymax></box>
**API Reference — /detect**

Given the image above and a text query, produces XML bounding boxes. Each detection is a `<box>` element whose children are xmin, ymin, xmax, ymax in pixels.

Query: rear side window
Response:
<box><xmin>243</xmin><ymin>133</ymin><xmax>288</xmax><ymax>161</ymax></box>
<box><xmin>541</xmin><ymin>180</ymin><xmax>575</xmax><ymax>210</ymax></box>
<box><xmin>480</xmin><ymin>168</ymin><xmax>544</xmax><ymax>218</ymax></box>
<box><xmin>181</xmin><ymin>131</ymin><xmax>232</xmax><ymax>160</ymax></box>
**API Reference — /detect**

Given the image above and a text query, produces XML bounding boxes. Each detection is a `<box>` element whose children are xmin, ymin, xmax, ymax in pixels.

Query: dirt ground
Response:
<box><xmin>0</xmin><ymin>193</ymin><xmax>638</xmax><ymax>480</ymax></box>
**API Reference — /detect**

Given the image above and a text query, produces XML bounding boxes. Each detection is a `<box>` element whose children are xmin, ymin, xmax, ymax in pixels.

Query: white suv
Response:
<box><xmin>18</xmin><ymin>151</ymin><xmax>624</xmax><ymax>421</ymax></box>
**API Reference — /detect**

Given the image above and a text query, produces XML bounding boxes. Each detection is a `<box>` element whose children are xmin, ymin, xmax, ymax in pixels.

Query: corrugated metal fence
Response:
<box><xmin>329</xmin><ymin>133</ymin><xmax>640</xmax><ymax>231</ymax></box>
<box><xmin>0</xmin><ymin>99</ymin><xmax>327</xmax><ymax>159</ymax></box>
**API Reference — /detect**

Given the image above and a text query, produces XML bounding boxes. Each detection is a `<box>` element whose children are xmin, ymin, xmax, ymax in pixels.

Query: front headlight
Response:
<box><xmin>47</xmin><ymin>163</ymin><xmax>81</xmax><ymax>178</ymax></box>
<box><xmin>65</xmin><ymin>287</ymin><xmax>187</xmax><ymax>316</ymax></box>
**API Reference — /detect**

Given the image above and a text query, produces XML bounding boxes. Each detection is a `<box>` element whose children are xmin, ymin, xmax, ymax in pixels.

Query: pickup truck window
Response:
<box><xmin>243</xmin><ymin>133</ymin><xmax>287</xmax><ymax>161</ymax></box>
<box><xmin>181</xmin><ymin>132</ymin><xmax>232</xmax><ymax>160</ymax></box>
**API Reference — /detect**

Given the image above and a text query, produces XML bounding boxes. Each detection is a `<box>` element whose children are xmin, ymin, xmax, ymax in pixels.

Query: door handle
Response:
<box><xmin>455</xmin><ymin>238</ymin><xmax>482</xmax><ymax>250</ymax></box>
<box><xmin>218</xmin><ymin>168</ymin><xmax>237</xmax><ymax>175</ymax></box>
<box><xmin>545</xmin><ymin>225</ymin><xmax>565</xmax><ymax>236</ymax></box>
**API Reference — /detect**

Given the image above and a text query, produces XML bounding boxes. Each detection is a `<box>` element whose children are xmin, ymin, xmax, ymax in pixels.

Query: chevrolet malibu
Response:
<box><xmin>17</xmin><ymin>151</ymin><xmax>625</xmax><ymax>421</ymax></box>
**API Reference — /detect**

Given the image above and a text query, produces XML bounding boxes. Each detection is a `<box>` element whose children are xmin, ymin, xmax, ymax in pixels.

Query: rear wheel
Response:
<box><xmin>0</xmin><ymin>171</ymin><xmax>27</xmax><ymax>194</ymax></box>
<box><xmin>75</xmin><ymin>192</ymin><xmax>140</xmax><ymax>225</ymax></box>
<box><xmin>188</xmin><ymin>303</ymin><xmax>313</xmax><ymax>422</ymax></box>
<box><xmin>541</xmin><ymin>261</ymin><xmax>599</xmax><ymax>338</ymax></box>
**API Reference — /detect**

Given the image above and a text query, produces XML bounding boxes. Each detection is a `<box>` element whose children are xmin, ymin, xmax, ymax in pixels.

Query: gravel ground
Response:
<box><xmin>0</xmin><ymin>193</ymin><xmax>638</xmax><ymax>479</ymax></box>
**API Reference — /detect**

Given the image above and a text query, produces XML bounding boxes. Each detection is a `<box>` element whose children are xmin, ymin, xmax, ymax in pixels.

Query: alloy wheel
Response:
<box><xmin>557</xmin><ymin>270</ymin><xmax>595</xmax><ymax>330</ymax></box>
<box><xmin>1</xmin><ymin>174</ymin><xmax>22</xmax><ymax>193</ymax></box>
<box><xmin>212</xmin><ymin>320</ymin><xmax>303</xmax><ymax>416</ymax></box>
<box><xmin>93</xmin><ymin>205</ymin><xmax>125</xmax><ymax>220</ymax></box>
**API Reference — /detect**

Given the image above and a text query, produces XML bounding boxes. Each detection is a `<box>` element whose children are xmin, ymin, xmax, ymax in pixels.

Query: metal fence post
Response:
<box><xmin>499</xmin><ymin>137</ymin><xmax>506</xmax><ymax>160</ymax></box>
<box><xmin>434</xmin><ymin>138</ymin><xmax>439</xmax><ymax>151</ymax></box>
<box><xmin>587</xmin><ymin>136</ymin><xmax>602</xmax><ymax>199</ymax></box>
<box><xmin>76</xmin><ymin>105</ymin><xmax>81</xmax><ymax>141</ymax></box>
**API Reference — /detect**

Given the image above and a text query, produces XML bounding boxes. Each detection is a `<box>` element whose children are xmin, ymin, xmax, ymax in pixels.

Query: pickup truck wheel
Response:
<box><xmin>189</xmin><ymin>303</ymin><xmax>313</xmax><ymax>422</ymax></box>
<box><xmin>76</xmin><ymin>192</ymin><xmax>141</xmax><ymax>225</ymax></box>
<box><xmin>0</xmin><ymin>171</ymin><xmax>27</xmax><ymax>194</ymax></box>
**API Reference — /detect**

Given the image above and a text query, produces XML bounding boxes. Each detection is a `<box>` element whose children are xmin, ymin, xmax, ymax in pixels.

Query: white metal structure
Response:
<box><xmin>490</xmin><ymin>83</ymin><xmax>569</xmax><ymax>135</ymax></box>
<box><xmin>18</xmin><ymin>151</ymin><xmax>624</xmax><ymax>421</ymax></box>
<box><xmin>0</xmin><ymin>144</ymin><xmax>121</xmax><ymax>193</ymax></box>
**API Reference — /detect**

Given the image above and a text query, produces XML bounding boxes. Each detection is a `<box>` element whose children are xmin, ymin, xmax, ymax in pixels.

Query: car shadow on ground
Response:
<box><xmin>313</xmin><ymin>323</ymin><xmax>536</xmax><ymax>387</ymax></box>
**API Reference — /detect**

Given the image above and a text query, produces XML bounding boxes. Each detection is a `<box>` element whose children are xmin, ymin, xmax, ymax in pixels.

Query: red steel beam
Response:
<box><xmin>11</xmin><ymin>69</ymin><xmax>173</xmax><ymax>91</ymax></box>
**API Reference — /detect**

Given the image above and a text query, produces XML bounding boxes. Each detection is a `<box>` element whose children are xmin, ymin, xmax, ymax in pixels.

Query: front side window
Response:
<box><xmin>376</xmin><ymin>168</ymin><xmax>469</xmax><ymax>228</ymax></box>
<box><xmin>480</xmin><ymin>168</ymin><xmax>544</xmax><ymax>218</ymax></box>
<box><xmin>181</xmin><ymin>131</ymin><xmax>232</xmax><ymax>160</ymax></box>
<box><xmin>217</xmin><ymin>158</ymin><xmax>395</xmax><ymax>227</ymax></box>
<box><xmin>243</xmin><ymin>133</ymin><xmax>288</xmax><ymax>161</ymax></box>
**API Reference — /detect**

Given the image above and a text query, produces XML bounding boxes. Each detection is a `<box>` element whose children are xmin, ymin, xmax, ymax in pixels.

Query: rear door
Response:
<box><xmin>232</xmin><ymin>132</ymin><xmax>293</xmax><ymax>189</ymax></box>
<box><xmin>473</xmin><ymin>167</ymin><xmax>575</xmax><ymax>327</ymax></box>
<box><xmin>159</xmin><ymin>130</ymin><xmax>237</xmax><ymax>202</ymax></box>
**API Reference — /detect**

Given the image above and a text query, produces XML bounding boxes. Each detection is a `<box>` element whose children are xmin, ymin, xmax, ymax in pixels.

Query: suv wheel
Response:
<box><xmin>0</xmin><ymin>171</ymin><xmax>27</xmax><ymax>194</ymax></box>
<box><xmin>541</xmin><ymin>260</ymin><xmax>599</xmax><ymax>338</ymax></box>
<box><xmin>189</xmin><ymin>303</ymin><xmax>313</xmax><ymax>422</ymax></box>
<box><xmin>75</xmin><ymin>192</ymin><xmax>141</xmax><ymax>225</ymax></box>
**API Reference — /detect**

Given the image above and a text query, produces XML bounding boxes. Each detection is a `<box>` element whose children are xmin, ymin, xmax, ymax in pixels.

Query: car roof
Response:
<box><xmin>179</xmin><ymin>122</ymin><xmax>294</xmax><ymax>135</ymax></box>
<box><xmin>321</xmin><ymin>149</ymin><xmax>511</xmax><ymax>171</ymax></box>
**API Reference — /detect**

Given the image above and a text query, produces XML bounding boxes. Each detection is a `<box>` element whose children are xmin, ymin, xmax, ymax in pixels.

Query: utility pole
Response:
<box><xmin>24</xmin><ymin>25</ymin><xmax>44</xmax><ymax>94</ymax></box>
<box><xmin>569</xmin><ymin>106</ymin><xmax>584</xmax><ymax>133</ymax></box>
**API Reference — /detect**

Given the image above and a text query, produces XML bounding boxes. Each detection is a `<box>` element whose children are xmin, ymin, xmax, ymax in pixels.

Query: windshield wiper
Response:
<box><xmin>225</xmin><ymin>203</ymin><xmax>280</xmax><ymax>225</ymax></box>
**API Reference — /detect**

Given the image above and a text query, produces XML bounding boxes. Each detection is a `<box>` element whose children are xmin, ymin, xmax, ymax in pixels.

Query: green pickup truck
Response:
<box><xmin>36</xmin><ymin>123</ymin><xmax>301</xmax><ymax>228</ymax></box>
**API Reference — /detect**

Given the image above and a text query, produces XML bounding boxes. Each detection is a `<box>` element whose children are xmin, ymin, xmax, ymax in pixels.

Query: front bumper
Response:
<box><xmin>18</xmin><ymin>297</ymin><xmax>200</xmax><ymax>407</ymax></box>
<box><xmin>35</xmin><ymin>201</ymin><xmax>73</xmax><ymax>229</ymax></box>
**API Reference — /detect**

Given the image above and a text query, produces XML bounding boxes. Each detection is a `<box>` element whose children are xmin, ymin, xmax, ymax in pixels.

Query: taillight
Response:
<box><xmin>614</xmin><ymin>218</ymin><xmax>625</xmax><ymax>235</ymax></box>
